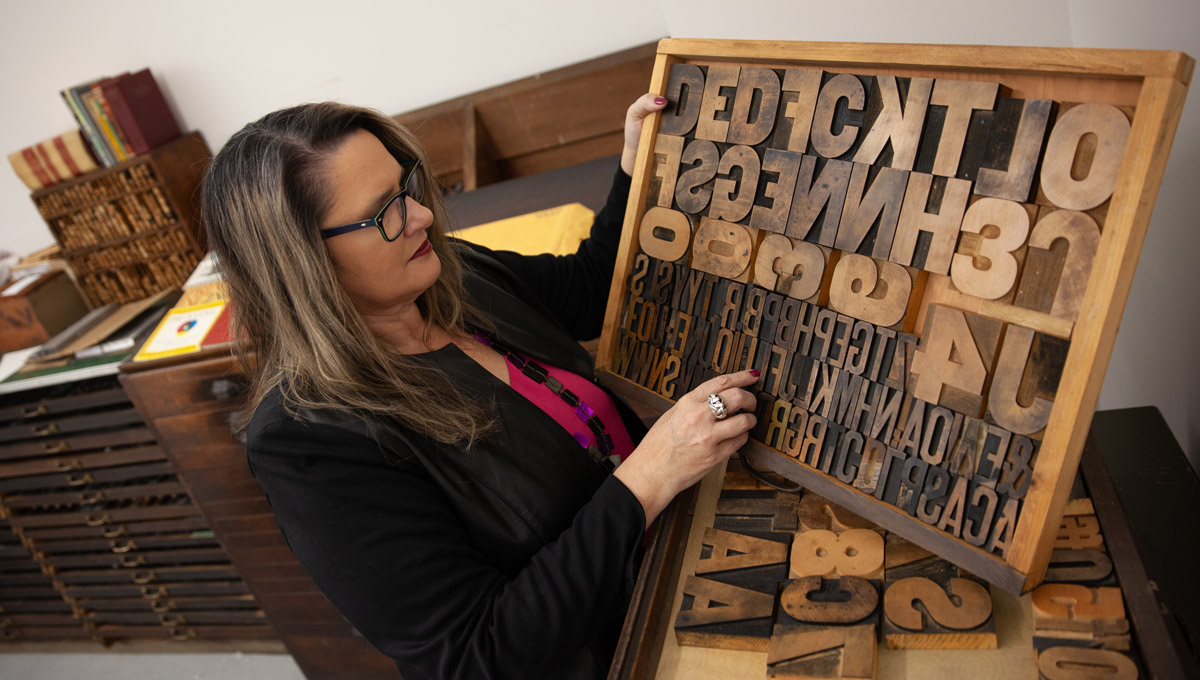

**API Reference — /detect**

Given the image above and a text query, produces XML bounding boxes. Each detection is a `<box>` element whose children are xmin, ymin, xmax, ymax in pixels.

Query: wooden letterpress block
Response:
<box><xmin>721</xmin><ymin>456</ymin><xmax>772</xmax><ymax>491</ymax></box>
<box><xmin>1014</xmin><ymin>206</ymin><xmax>1101</xmax><ymax>324</ymax></box>
<box><xmin>890</xmin><ymin>173</ymin><xmax>972</xmax><ymax>275</ymax></box>
<box><xmin>810</xmin><ymin>73</ymin><xmax>870</xmax><ymax>160</ymax></box>
<box><xmin>826</xmin><ymin>253</ymin><xmax>914</xmax><ymax>330</ymax></box>
<box><xmin>695</xmin><ymin>64</ymin><xmax>741</xmax><ymax>143</ymax></box>
<box><xmin>1042</xmin><ymin>549</ymin><xmax>1116</xmax><ymax>587</ymax></box>
<box><xmin>767</xmin><ymin>623</ymin><xmax>876</xmax><ymax>679</ymax></box>
<box><xmin>710</xmin><ymin>144</ymin><xmax>761</xmax><ymax>223</ymax></box>
<box><xmin>881</xmin><ymin>574</ymin><xmax>996</xmax><ymax>649</ymax></box>
<box><xmin>714</xmin><ymin>489</ymin><xmax>801</xmax><ymax>534</ymax></box>
<box><xmin>834</xmin><ymin>163</ymin><xmax>908</xmax><ymax>260</ymax></box>
<box><xmin>914</xmin><ymin>79</ymin><xmax>999</xmax><ymax>178</ymax></box>
<box><xmin>692</xmin><ymin>218</ymin><xmax>755</xmax><ymax>282</ymax></box>
<box><xmin>1054</xmin><ymin>515</ymin><xmax>1105</xmax><ymax>552</ymax></box>
<box><xmin>675</xmin><ymin>525</ymin><xmax>792</xmax><ymax>651</ymax></box>
<box><xmin>1036</xmin><ymin>102</ymin><xmax>1132</xmax><ymax>211</ymax></box>
<box><xmin>754</xmin><ymin>233</ymin><xmax>828</xmax><ymax>302</ymax></box>
<box><xmin>791</xmin><ymin>528</ymin><xmax>884</xmax><ymax>580</ymax></box>
<box><xmin>675</xmin><ymin>574</ymin><xmax>777</xmax><ymax>651</ymax></box>
<box><xmin>1031</xmin><ymin>583</ymin><xmax>1130</xmax><ymax>651</ymax></box>
<box><xmin>852</xmin><ymin>75</ymin><xmax>933</xmax><ymax>171</ymax></box>
<box><xmin>908</xmin><ymin>304</ymin><xmax>1002</xmax><ymax>418</ymax></box>
<box><xmin>674</xmin><ymin>138</ymin><xmax>720</xmax><ymax>215</ymax></box>
<box><xmin>985</xmin><ymin>325</ymin><xmax>1068</xmax><ymax>437</ymax></box>
<box><xmin>637</xmin><ymin>205</ymin><xmax>692</xmax><ymax>263</ymax></box>
<box><xmin>881</xmin><ymin>534</ymin><xmax>996</xmax><ymax>649</ymax></box>
<box><xmin>771</xmin><ymin>68</ymin><xmax>823</xmax><ymax>154</ymax></box>
<box><xmin>1035</xmin><ymin>646</ymin><xmax>1140</xmax><ymax>680</ymax></box>
<box><xmin>659</xmin><ymin>63</ymin><xmax>706</xmax><ymax>137</ymax></box>
<box><xmin>974</xmin><ymin>98</ymin><xmax>1055</xmax><ymax>203</ymax></box>
<box><xmin>728</xmin><ymin>67</ymin><xmax>782</xmax><ymax>146</ymax></box>
<box><xmin>768</xmin><ymin>576</ymin><xmax>880</xmax><ymax>679</ymax></box>
<box><xmin>786</xmin><ymin>155</ymin><xmax>852</xmax><ymax>248</ymax></box>
<box><xmin>796</xmin><ymin>491</ymin><xmax>879</xmax><ymax>535</ymax></box>
<box><xmin>751</xmin><ymin>148</ymin><xmax>804</xmax><ymax>234</ymax></box>
<box><xmin>951</xmin><ymin>196</ymin><xmax>1038</xmax><ymax>303</ymax></box>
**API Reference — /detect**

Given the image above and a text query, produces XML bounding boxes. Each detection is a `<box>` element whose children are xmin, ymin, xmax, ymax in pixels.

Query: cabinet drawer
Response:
<box><xmin>0</xmin><ymin>459</ymin><xmax>175</xmax><ymax>493</ymax></box>
<box><xmin>34</xmin><ymin>531</ymin><xmax>220</xmax><ymax>556</ymax></box>
<box><xmin>0</xmin><ymin>385</ymin><xmax>129</xmax><ymax>423</ymax></box>
<box><xmin>45</xmin><ymin>547</ymin><xmax>231</xmax><ymax>570</ymax></box>
<box><xmin>0</xmin><ymin>443</ymin><xmax>166</xmax><ymax>481</ymax></box>
<box><xmin>7</xmin><ymin>502</ymin><xmax>203</xmax><ymax>529</ymax></box>
<box><xmin>0</xmin><ymin>426</ymin><xmax>156</xmax><ymax>463</ymax></box>
<box><xmin>121</xmin><ymin>357</ymin><xmax>246</xmax><ymax>421</ymax></box>
<box><xmin>56</xmin><ymin>564</ymin><xmax>243</xmax><ymax>586</ymax></box>
<box><xmin>5</xmin><ymin>480</ymin><xmax>187</xmax><ymax>510</ymax></box>
<box><xmin>64</xmin><ymin>580</ymin><xmax>250</xmax><ymax>601</ymax></box>
<box><xmin>0</xmin><ymin>408</ymin><xmax>144</xmax><ymax>444</ymax></box>
<box><xmin>23</xmin><ymin>515</ymin><xmax>209</xmax><ymax>542</ymax></box>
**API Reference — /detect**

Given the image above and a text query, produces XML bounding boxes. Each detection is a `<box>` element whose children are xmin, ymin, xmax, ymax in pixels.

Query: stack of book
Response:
<box><xmin>59</xmin><ymin>68</ymin><xmax>181</xmax><ymax>169</ymax></box>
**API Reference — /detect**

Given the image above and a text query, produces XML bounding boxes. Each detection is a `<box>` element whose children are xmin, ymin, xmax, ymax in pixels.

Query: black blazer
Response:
<box><xmin>246</xmin><ymin>170</ymin><xmax>648</xmax><ymax>680</ymax></box>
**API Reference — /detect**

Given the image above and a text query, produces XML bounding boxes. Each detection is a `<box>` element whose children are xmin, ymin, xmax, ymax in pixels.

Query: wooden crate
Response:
<box><xmin>31</xmin><ymin>132</ymin><xmax>211</xmax><ymax>307</ymax></box>
<box><xmin>595</xmin><ymin>39</ymin><xmax>1193</xmax><ymax>594</ymax></box>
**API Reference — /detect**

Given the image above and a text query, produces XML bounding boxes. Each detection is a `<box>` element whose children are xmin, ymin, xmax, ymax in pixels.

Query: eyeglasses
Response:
<box><xmin>321</xmin><ymin>159</ymin><xmax>424</xmax><ymax>241</ymax></box>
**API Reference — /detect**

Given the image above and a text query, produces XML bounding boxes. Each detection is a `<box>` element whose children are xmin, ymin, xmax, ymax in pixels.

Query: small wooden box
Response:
<box><xmin>0</xmin><ymin>269</ymin><xmax>89</xmax><ymax>353</ymax></box>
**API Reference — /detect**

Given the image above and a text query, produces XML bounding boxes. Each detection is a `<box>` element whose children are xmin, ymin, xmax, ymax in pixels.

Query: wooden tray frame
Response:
<box><xmin>596</xmin><ymin>39</ymin><xmax>1192</xmax><ymax>594</ymax></box>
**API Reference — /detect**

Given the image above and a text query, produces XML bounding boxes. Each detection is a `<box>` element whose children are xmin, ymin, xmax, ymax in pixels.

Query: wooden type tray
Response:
<box><xmin>596</xmin><ymin>39</ymin><xmax>1194</xmax><ymax>595</ymax></box>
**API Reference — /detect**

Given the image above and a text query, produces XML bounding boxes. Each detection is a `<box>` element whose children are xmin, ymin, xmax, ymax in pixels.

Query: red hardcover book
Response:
<box><xmin>94</xmin><ymin>74</ymin><xmax>134</xmax><ymax>158</ymax></box>
<box><xmin>103</xmin><ymin>69</ymin><xmax>181</xmax><ymax>155</ymax></box>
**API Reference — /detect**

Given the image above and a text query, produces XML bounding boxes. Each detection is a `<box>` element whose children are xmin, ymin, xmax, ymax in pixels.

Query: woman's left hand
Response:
<box><xmin>621</xmin><ymin>93</ymin><xmax>669</xmax><ymax>175</ymax></box>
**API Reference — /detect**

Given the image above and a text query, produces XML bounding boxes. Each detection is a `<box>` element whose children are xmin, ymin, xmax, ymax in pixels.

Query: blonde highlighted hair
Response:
<box><xmin>202</xmin><ymin>102</ymin><xmax>494</xmax><ymax>446</ymax></box>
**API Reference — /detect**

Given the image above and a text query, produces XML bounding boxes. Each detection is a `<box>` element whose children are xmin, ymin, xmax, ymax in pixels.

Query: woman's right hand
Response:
<box><xmin>613</xmin><ymin>370</ymin><xmax>760</xmax><ymax>524</ymax></box>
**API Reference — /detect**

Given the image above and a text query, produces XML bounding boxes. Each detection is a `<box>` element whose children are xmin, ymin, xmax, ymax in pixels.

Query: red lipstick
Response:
<box><xmin>410</xmin><ymin>239</ymin><xmax>433</xmax><ymax>261</ymax></box>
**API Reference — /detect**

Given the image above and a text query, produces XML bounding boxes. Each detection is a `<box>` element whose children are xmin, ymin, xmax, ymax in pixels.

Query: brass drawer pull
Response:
<box><xmin>159</xmin><ymin>613</ymin><xmax>185</xmax><ymax>626</ymax></box>
<box><xmin>85</xmin><ymin>513</ymin><xmax>112</xmax><ymax>527</ymax></box>
<box><xmin>67</xmin><ymin>473</ymin><xmax>95</xmax><ymax>487</ymax></box>
<box><xmin>119</xmin><ymin>555</ymin><xmax>146</xmax><ymax>568</ymax></box>
<box><xmin>131</xmin><ymin>571</ymin><xmax>157</xmax><ymax>584</ymax></box>
<box><xmin>101</xmin><ymin>526</ymin><xmax>127</xmax><ymax>538</ymax></box>
<box><xmin>21</xmin><ymin>403</ymin><xmax>48</xmax><ymax>418</ymax></box>
<box><xmin>82</xmin><ymin>491</ymin><xmax>107</xmax><ymax>504</ymax></box>
<box><xmin>170</xmin><ymin>627</ymin><xmax>196</xmax><ymax>641</ymax></box>
<box><xmin>53</xmin><ymin>456</ymin><xmax>80</xmax><ymax>469</ymax></box>
<box><xmin>150</xmin><ymin>599</ymin><xmax>175</xmax><ymax>613</ymax></box>
<box><xmin>32</xmin><ymin>423</ymin><xmax>60</xmax><ymax>436</ymax></box>
<box><xmin>140</xmin><ymin>586</ymin><xmax>167</xmax><ymax>599</ymax></box>
<box><xmin>110</xmin><ymin>539</ymin><xmax>137</xmax><ymax>554</ymax></box>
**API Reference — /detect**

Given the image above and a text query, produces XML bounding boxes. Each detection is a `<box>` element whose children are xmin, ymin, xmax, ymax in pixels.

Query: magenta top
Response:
<box><xmin>502</xmin><ymin>350</ymin><xmax>636</xmax><ymax>466</ymax></box>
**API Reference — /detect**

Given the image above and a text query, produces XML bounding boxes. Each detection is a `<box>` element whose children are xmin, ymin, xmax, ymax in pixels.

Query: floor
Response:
<box><xmin>0</xmin><ymin>652</ymin><xmax>306</xmax><ymax>679</ymax></box>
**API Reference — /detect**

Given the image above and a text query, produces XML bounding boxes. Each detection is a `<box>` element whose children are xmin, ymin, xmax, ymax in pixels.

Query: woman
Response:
<box><xmin>202</xmin><ymin>94</ymin><xmax>758</xmax><ymax>680</ymax></box>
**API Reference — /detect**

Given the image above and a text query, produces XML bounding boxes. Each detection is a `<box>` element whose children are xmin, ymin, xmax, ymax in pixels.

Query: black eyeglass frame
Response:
<box><xmin>321</xmin><ymin>159</ymin><xmax>423</xmax><ymax>241</ymax></box>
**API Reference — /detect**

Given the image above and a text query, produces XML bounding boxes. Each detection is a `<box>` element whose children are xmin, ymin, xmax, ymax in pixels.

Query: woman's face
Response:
<box><xmin>319</xmin><ymin>129</ymin><xmax>440</xmax><ymax>315</ymax></box>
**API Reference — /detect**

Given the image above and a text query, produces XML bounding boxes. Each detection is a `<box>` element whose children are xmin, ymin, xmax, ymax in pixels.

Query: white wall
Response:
<box><xmin>2</xmin><ymin>0</ymin><xmax>1196</xmax><ymax>466</ymax></box>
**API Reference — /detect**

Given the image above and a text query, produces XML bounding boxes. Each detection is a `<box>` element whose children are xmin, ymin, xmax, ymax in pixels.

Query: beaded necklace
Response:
<box><xmin>474</xmin><ymin>333</ymin><xmax>619</xmax><ymax>472</ymax></box>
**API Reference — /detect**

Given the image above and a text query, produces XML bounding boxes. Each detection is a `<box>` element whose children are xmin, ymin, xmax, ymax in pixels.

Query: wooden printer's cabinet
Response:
<box><xmin>120</xmin><ymin>355</ymin><xmax>402</xmax><ymax>680</ymax></box>
<box><xmin>0</xmin><ymin>374</ymin><xmax>270</xmax><ymax>644</ymax></box>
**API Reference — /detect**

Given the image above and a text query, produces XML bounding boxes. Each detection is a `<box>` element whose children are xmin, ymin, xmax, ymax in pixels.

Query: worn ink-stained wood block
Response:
<box><xmin>713</xmin><ymin>488</ymin><xmax>801</xmax><ymax>534</ymax></box>
<box><xmin>1054</xmin><ymin>515</ymin><xmax>1105</xmax><ymax>553</ymax></box>
<box><xmin>985</xmin><ymin>324</ymin><xmax>1069</xmax><ymax>437</ymax></box>
<box><xmin>1031</xmin><ymin>583</ymin><xmax>1131</xmax><ymax>652</ymax></box>
<box><xmin>598</xmin><ymin>39</ymin><xmax>1194</xmax><ymax>598</ymax></box>
<box><xmin>1014</xmin><ymin>206</ymin><xmax>1101</xmax><ymax>324</ymax></box>
<box><xmin>1037</xmin><ymin>102</ymin><xmax>1132</xmax><ymax>211</ymax></box>
<box><xmin>791</xmin><ymin>528</ymin><xmax>884</xmax><ymax>580</ymax></box>
<box><xmin>974</xmin><ymin>98</ymin><xmax>1056</xmax><ymax>204</ymax></box>
<box><xmin>908</xmin><ymin>304</ymin><xmax>1002</xmax><ymax>418</ymax></box>
<box><xmin>1036</xmin><ymin>646</ymin><xmax>1140</xmax><ymax>680</ymax></box>
<box><xmin>675</xmin><ymin>573</ymin><xmax>777</xmax><ymax>651</ymax></box>
<box><xmin>767</xmin><ymin>622</ymin><xmax>877</xmax><ymax>679</ymax></box>
<box><xmin>796</xmin><ymin>491</ymin><xmax>879</xmax><ymax>534</ymax></box>
<box><xmin>1041</xmin><ymin>548</ymin><xmax>1116</xmax><ymax>587</ymax></box>
<box><xmin>881</xmin><ymin>574</ymin><xmax>997</xmax><ymax>649</ymax></box>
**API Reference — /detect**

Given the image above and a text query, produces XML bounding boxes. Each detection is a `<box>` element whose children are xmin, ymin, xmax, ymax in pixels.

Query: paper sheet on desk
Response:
<box><xmin>454</xmin><ymin>203</ymin><xmax>594</xmax><ymax>256</ymax></box>
<box><xmin>0</xmin><ymin>346</ymin><xmax>42</xmax><ymax>383</ymax></box>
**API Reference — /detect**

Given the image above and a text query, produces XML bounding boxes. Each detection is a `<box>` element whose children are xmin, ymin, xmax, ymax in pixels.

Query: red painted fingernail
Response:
<box><xmin>654</xmin><ymin>96</ymin><xmax>667</xmax><ymax>105</ymax></box>
<box><xmin>750</xmin><ymin>369</ymin><xmax>760</xmax><ymax>377</ymax></box>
